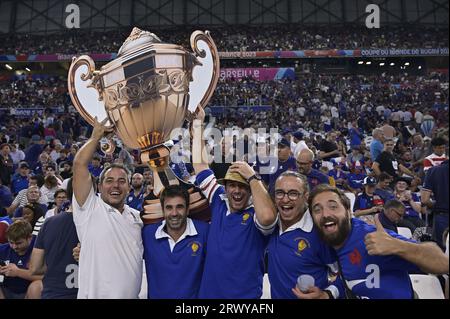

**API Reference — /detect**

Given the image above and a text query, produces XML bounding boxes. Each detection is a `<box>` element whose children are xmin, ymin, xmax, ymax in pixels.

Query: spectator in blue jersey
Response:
<box><xmin>370</xmin><ymin>128</ymin><xmax>385</xmax><ymax>162</ymax></box>
<box><xmin>346</xmin><ymin>161</ymin><xmax>367</xmax><ymax>195</ymax></box>
<box><xmin>29</xmin><ymin>179</ymin><xmax>80</xmax><ymax>299</ymax></box>
<box><xmin>11</xmin><ymin>162</ymin><xmax>30</xmax><ymax>196</ymax></box>
<box><xmin>142</xmin><ymin>185</ymin><xmax>208</xmax><ymax>299</ymax></box>
<box><xmin>192</xmin><ymin>108</ymin><xmax>277</xmax><ymax>299</ymax></box>
<box><xmin>353</xmin><ymin>177</ymin><xmax>385</xmax><ymax>223</ymax></box>
<box><xmin>87</xmin><ymin>155</ymin><xmax>103</xmax><ymax>178</ymax></box>
<box><xmin>421</xmin><ymin>160</ymin><xmax>449</xmax><ymax>250</ymax></box>
<box><xmin>126</xmin><ymin>173</ymin><xmax>145</xmax><ymax>211</ymax></box>
<box><xmin>308</xmin><ymin>184</ymin><xmax>448</xmax><ymax>299</ymax></box>
<box><xmin>328</xmin><ymin>161</ymin><xmax>348</xmax><ymax>191</ymax></box>
<box><xmin>349</xmin><ymin>121</ymin><xmax>364</xmax><ymax>148</ymax></box>
<box><xmin>374</xmin><ymin>173</ymin><xmax>395</xmax><ymax>203</ymax></box>
<box><xmin>0</xmin><ymin>220</ymin><xmax>43</xmax><ymax>299</ymax></box>
<box><xmin>266</xmin><ymin>138</ymin><xmax>297</xmax><ymax>193</ymax></box>
<box><xmin>378</xmin><ymin>199</ymin><xmax>406</xmax><ymax>233</ymax></box>
<box><xmin>296</xmin><ymin>148</ymin><xmax>329</xmax><ymax>191</ymax></box>
<box><xmin>267</xmin><ymin>171</ymin><xmax>341</xmax><ymax>299</ymax></box>
<box><xmin>393</xmin><ymin>177</ymin><xmax>425</xmax><ymax>233</ymax></box>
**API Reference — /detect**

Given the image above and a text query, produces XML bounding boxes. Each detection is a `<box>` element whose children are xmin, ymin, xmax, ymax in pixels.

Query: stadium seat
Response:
<box><xmin>261</xmin><ymin>273</ymin><xmax>271</xmax><ymax>299</ymax></box>
<box><xmin>397</xmin><ymin>227</ymin><xmax>413</xmax><ymax>239</ymax></box>
<box><xmin>410</xmin><ymin>274</ymin><xmax>445</xmax><ymax>299</ymax></box>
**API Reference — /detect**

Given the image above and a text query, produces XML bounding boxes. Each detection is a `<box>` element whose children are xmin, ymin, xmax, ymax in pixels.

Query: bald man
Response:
<box><xmin>296</xmin><ymin>149</ymin><xmax>329</xmax><ymax>191</ymax></box>
<box><xmin>126</xmin><ymin>173</ymin><xmax>145</xmax><ymax>211</ymax></box>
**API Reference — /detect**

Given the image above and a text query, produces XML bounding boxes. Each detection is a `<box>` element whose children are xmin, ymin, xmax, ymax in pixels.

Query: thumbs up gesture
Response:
<box><xmin>364</xmin><ymin>214</ymin><xmax>397</xmax><ymax>256</ymax></box>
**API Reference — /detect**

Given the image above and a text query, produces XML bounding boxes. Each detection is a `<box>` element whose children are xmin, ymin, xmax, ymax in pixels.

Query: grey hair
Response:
<box><xmin>277</xmin><ymin>170</ymin><xmax>310</xmax><ymax>194</ymax></box>
<box><xmin>99</xmin><ymin>163</ymin><xmax>131</xmax><ymax>185</ymax></box>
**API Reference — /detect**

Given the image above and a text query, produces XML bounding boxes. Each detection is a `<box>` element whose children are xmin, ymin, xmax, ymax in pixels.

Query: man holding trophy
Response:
<box><xmin>68</xmin><ymin>27</ymin><xmax>221</xmax><ymax>298</ymax></box>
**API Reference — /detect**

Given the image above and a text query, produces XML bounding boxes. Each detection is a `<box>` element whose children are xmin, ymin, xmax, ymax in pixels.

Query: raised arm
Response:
<box><xmin>72</xmin><ymin>118</ymin><xmax>110</xmax><ymax>206</ymax></box>
<box><xmin>192</xmin><ymin>107</ymin><xmax>210</xmax><ymax>175</ymax></box>
<box><xmin>228</xmin><ymin>162</ymin><xmax>277</xmax><ymax>226</ymax></box>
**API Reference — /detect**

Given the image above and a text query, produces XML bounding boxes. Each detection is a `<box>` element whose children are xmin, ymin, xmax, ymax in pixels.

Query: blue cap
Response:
<box><xmin>281</xmin><ymin>128</ymin><xmax>292</xmax><ymax>136</ymax></box>
<box><xmin>292</xmin><ymin>131</ymin><xmax>304</xmax><ymax>140</ymax></box>
<box><xmin>278</xmin><ymin>137</ymin><xmax>290</xmax><ymax>148</ymax></box>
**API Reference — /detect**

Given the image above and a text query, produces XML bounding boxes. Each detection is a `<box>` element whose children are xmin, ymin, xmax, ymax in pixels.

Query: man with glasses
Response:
<box><xmin>297</xmin><ymin>148</ymin><xmax>329</xmax><ymax>191</ymax></box>
<box><xmin>266</xmin><ymin>171</ymin><xmax>341</xmax><ymax>299</ymax></box>
<box><xmin>377</xmin><ymin>199</ymin><xmax>406</xmax><ymax>233</ymax></box>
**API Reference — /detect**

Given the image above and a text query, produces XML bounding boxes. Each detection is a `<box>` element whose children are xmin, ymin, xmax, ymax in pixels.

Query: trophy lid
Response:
<box><xmin>118</xmin><ymin>27</ymin><xmax>162</xmax><ymax>56</ymax></box>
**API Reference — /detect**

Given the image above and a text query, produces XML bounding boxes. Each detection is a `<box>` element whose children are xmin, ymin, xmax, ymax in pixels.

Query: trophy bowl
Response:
<box><xmin>68</xmin><ymin>27</ymin><xmax>219</xmax><ymax>223</ymax></box>
<box><xmin>68</xmin><ymin>27</ymin><xmax>219</xmax><ymax>195</ymax></box>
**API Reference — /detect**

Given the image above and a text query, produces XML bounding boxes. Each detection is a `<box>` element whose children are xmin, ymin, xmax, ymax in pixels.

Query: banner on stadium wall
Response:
<box><xmin>360</xmin><ymin>48</ymin><xmax>449</xmax><ymax>57</ymax></box>
<box><xmin>220</xmin><ymin>68</ymin><xmax>295</xmax><ymax>80</ymax></box>
<box><xmin>0</xmin><ymin>48</ymin><xmax>448</xmax><ymax>63</ymax></box>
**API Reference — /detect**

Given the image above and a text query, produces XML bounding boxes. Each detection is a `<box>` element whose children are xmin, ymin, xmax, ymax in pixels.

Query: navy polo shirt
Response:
<box><xmin>126</xmin><ymin>189</ymin><xmax>145</xmax><ymax>211</ymax></box>
<box><xmin>423</xmin><ymin>160</ymin><xmax>449</xmax><ymax>214</ymax></box>
<box><xmin>142</xmin><ymin>219</ymin><xmax>209</xmax><ymax>299</ymax></box>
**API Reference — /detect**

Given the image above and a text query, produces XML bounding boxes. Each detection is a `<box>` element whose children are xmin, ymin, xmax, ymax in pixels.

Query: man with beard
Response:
<box><xmin>308</xmin><ymin>184</ymin><xmax>448</xmax><ymax>299</ymax></box>
<box><xmin>266</xmin><ymin>171</ymin><xmax>341</xmax><ymax>299</ymax></box>
<box><xmin>72</xmin><ymin>118</ymin><xmax>143</xmax><ymax>299</ymax></box>
<box><xmin>192</xmin><ymin>108</ymin><xmax>277</xmax><ymax>298</ymax></box>
<box><xmin>126</xmin><ymin>173</ymin><xmax>145</xmax><ymax>211</ymax></box>
<box><xmin>142</xmin><ymin>185</ymin><xmax>208</xmax><ymax>298</ymax></box>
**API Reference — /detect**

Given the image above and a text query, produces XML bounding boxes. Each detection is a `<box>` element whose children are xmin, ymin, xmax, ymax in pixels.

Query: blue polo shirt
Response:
<box><xmin>306</xmin><ymin>169</ymin><xmax>330</xmax><ymax>191</ymax></box>
<box><xmin>195</xmin><ymin>169</ymin><xmax>272</xmax><ymax>298</ymax></box>
<box><xmin>267</xmin><ymin>212</ymin><xmax>341</xmax><ymax>299</ymax></box>
<box><xmin>0</xmin><ymin>237</ymin><xmax>36</xmax><ymax>294</ymax></box>
<box><xmin>88</xmin><ymin>165</ymin><xmax>103</xmax><ymax>178</ymax></box>
<box><xmin>0</xmin><ymin>186</ymin><xmax>13</xmax><ymax>209</ymax></box>
<box><xmin>142</xmin><ymin>218</ymin><xmax>209</xmax><ymax>299</ymax></box>
<box><xmin>336</xmin><ymin>218</ymin><xmax>419</xmax><ymax>299</ymax></box>
<box><xmin>126</xmin><ymin>189</ymin><xmax>145</xmax><ymax>211</ymax></box>
<box><xmin>374</xmin><ymin>188</ymin><xmax>395</xmax><ymax>203</ymax></box>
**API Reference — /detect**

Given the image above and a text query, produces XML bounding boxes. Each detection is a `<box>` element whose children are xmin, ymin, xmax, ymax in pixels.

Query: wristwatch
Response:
<box><xmin>247</xmin><ymin>173</ymin><xmax>262</xmax><ymax>184</ymax></box>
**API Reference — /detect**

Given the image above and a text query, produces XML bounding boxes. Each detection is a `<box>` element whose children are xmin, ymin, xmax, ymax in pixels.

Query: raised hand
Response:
<box><xmin>364</xmin><ymin>214</ymin><xmax>397</xmax><ymax>256</ymax></box>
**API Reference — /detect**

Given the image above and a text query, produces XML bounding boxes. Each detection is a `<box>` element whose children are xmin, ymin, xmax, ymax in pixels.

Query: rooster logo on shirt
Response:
<box><xmin>191</xmin><ymin>242</ymin><xmax>200</xmax><ymax>256</ymax></box>
<box><xmin>295</xmin><ymin>238</ymin><xmax>310</xmax><ymax>256</ymax></box>
<box><xmin>241</xmin><ymin>213</ymin><xmax>250</xmax><ymax>225</ymax></box>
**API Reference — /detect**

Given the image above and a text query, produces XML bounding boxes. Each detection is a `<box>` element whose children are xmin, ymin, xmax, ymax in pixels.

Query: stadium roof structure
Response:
<box><xmin>0</xmin><ymin>0</ymin><xmax>447</xmax><ymax>34</ymax></box>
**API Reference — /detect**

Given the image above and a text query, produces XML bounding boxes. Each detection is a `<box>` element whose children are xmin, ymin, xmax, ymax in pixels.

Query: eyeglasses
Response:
<box><xmin>296</xmin><ymin>161</ymin><xmax>311</xmax><ymax>166</ymax></box>
<box><xmin>274</xmin><ymin>190</ymin><xmax>303</xmax><ymax>201</ymax></box>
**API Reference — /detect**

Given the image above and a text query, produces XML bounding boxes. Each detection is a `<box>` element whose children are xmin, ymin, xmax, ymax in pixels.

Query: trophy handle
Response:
<box><xmin>68</xmin><ymin>55</ymin><xmax>114</xmax><ymax>130</ymax></box>
<box><xmin>187</xmin><ymin>30</ymin><xmax>220</xmax><ymax>117</ymax></box>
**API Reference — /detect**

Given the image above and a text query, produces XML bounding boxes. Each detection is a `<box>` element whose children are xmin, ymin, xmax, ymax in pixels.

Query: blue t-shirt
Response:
<box><xmin>374</xmin><ymin>188</ymin><xmax>395</xmax><ymax>204</ymax></box>
<box><xmin>349</xmin><ymin>128</ymin><xmax>363</xmax><ymax>147</ymax></box>
<box><xmin>370</xmin><ymin>140</ymin><xmax>384</xmax><ymax>162</ymax></box>
<box><xmin>126</xmin><ymin>189</ymin><xmax>145</xmax><ymax>211</ymax></box>
<box><xmin>336</xmin><ymin>218</ymin><xmax>419</xmax><ymax>299</ymax></box>
<box><xmin>34</xmin><ymin>211</ymin><xmax>79</xmax><ymax>299</ymax></box>
<box><xmin>11</xmin><ymin>175</ymin><xmax>29</xmax><ymax>196</ymax></box>
<box><xmin>195</xmin><ymin>169</ymin><xmax>269</xmax><ymax>298</ymax></box>
<box><xmin>0</xmin><ymin>237</ymin><xmax>35</xmax><ymax>294</ymax></box>
<box><xmin>88</xmin><ymin>165</ymin><xmax>103</xmax><ymax>178</ymax></box>
<box><xmin>353</xmin><ymin>192</ymin><xmax>384</xmax><ymax>212</ymax></box>
<box><xmin>306</xmin><ymin>169</ymin><xmax>330</xmax><ymax>191</ymax></box>
<box><xmin>267</xmin><ymin>222</ymin><xmax>340</xmax><ymax>299</ymax></box>
<box><xmin>142</xmin><ymin>219</ymin><xmax>209</xmax><ymax>299</ymax></box>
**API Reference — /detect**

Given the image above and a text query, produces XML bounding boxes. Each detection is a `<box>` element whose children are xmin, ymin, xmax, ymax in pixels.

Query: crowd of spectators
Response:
<box><xmin>0</xmin><ymin>24</ymin><xmax>448</xmax><ymax>55</ymax></box>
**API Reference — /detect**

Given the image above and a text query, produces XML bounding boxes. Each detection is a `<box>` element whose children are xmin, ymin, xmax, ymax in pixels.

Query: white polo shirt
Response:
<box><xmin>73</xmin><ymin>186</ymin><xmax>144</xmax><ymax>299</ymax></box>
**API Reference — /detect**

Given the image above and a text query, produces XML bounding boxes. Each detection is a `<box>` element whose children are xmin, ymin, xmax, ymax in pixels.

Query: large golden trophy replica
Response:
<box><xmin>68</xmin><ymin>27</ymin><xmax>219</xmax><ymax>223</ymax></box>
